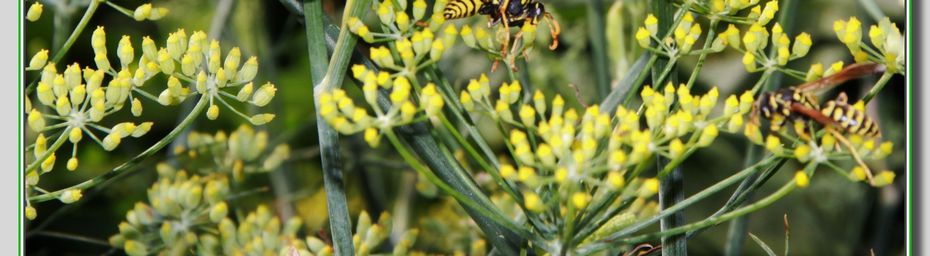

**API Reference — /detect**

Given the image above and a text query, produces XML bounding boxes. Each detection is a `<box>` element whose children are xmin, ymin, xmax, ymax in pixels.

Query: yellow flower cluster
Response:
<box><xmin>132</xmin><ymin>3</ymin><xmax>169</xmax><ymax>21</ymax></box>
<box><xmin>171</xmin><ymin>125</ymin><xmax>291</xmax><ymax>182</ymax></box>
<box><xmin>636</xmin><ymin>13</ymin><xmax>708</xmax><ymax>54</ymax></box>
<box><xmin>834</xmin><ymin>17</ymin><xmax>904</xmax><ymax>73</ymax></box>
<box><xmin>24</xmin><ymin>26</ymin><xmax>279</xmax><ymax>214</ymax></box>
<box><xmin>347</xmin><ymin>0</ymin><xmax>455</xmax><ymax>74</ymax></box>
<box><xmin>461</xmin><ymin>74</ymin><xmax>754</xmax><ymax>216</ymax></box>
<box><xmin>321</xmin><ymin>65</ymin><xmax>444</xmax><ymax>147</ymax></box>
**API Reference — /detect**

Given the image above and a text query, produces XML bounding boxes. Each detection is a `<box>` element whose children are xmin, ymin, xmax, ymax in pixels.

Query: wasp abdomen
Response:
<box><xmin>820</xmin><ymin>100</ymin><xmax>881</xmax><ymax>138</ymax></box>
<box><xmin>444</xmin><ymin>0</ymin><xmax>486</xmax><ymax>20</ymax></box>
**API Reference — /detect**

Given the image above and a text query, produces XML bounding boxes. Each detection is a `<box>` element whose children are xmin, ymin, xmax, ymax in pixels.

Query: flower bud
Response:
<box><xmin>697</xmin><ymin>125</ymin><xmax>718</xmax><ymax>147</ymax></box>
<box><xmin>26</xmin><ymin>171</ymin><xmax>39</xmax><ymax>186</ymax></box>
<box><xmin>69</xmin><ymin>127</ymin><xmax>83</xmax><ymax>143</ymax></box>
<box><xmin>59</xmin><ymin>189</ymin><xmax>83</xmax><ymax>204</ymax></box>
<box><xmin>793</xmin><ymin>32</ymin><xmax>812</xmax><ymax>58</ymax></box>
<box><xmin>757</xmin><ymin>0</ymin><xmax>778</xmax><ymax>25</ymax></box>
<box><xmin>224</xmin><ymin>48</ymin><xmax>241</xmax><ymax>75</ymax></box>
<box><xmin>639</xmin><ymin>178</ymin><xmax>659</xmax><ymax>198</ymax></box>
<box><xmin>669</xmin><ymin>138</ymin><xmax>685</xmax><ymax>159</ymax></box>
<box><xmin>396</xmin><ymin>11</ymin><xmax>410</xmax><ymax>32</ymax></box>
<box><xmin>28</xmin><ymin>109</ymin><xmax>45</xmax><ymax>132</ymax></box>
<box><xmin>26</xmin><ymin>2</ymin><xmax>43</xmax><ymax>22</ymax></box>
<box><xmin>28</xmin><ymin>49</ymin><xmax>48</xmax><ymax>70</ymax></box>
<box><xmin>117</xmin><ymin>36</ymin><xmax>135</xmax><ymax>68</ymax></box>
<box><xmin>742</xmin><ymin>52</ymin><xmax>756</xmax><ymax>72</ymax></box>
<box><xmin>572</xmin><ymin>192</ymin><xmax>591</xmax><ymax>209</ymax></box>
<box><xmin>209</xmin><ymin>202</ymin><xmax>228</xmax><ymax>222</ymax></box>
<box><xmin>41</xmin><ymin>153</ymin><xmax>55</xmax><ymax>173</ymax></box>
<box><xmin>237</xmin><ymin>82</ymin><xmax>254</xmax><ymax>102</ymax></box>
<box><xmin>644</xmin><ymin>14</ymin><xmax>658</xmax><ymax>35</ymax></box>
<box><xmin>794</xmin><ymin>144</ymin><xmax>811</xmax><ymax>162</ymax></box>
<box><xmin>794</xmin><ymin>171</ymin><xmax>809</xmax><ymax>188</ymax></box>
<box><xmin>195</xmin><ymin>71</ymin><xmax>207</xmax><ymax>93</ymax></box>
<box><xmin>251</xmin><ymin>82</ymin><xmax>276</xmax><ymax>107</ymax></box>
<box><xmin>124</xmin><ymin>240</ymin><xmax>147</xmax><ymax>256</ymax></box>
<box><xmin>129</xmin><ymin>98</ymin><xmax>142</xmax><ymax>116</ymax></box>
<box><xmin>67</xmin><ymin>157</ymin><xmax>78</xmax><ymax>171</ymax></box>
<box><xmin>207</xmin><ymin>104</ymin><xmax>219</xmax><ymax>120</ymax></box>
<box><xmin>215</xmin><ymin>67</ymin><xmax>228</xmax><ymax>88</ymax></box>
<box><xmin>55</xmin><ymin>95</ymin><xmax>71</xmax><ymax>116</ymax></box>
<box><xmin>103</xmin><ymin>133</ymin><xmax>122</xmax><ymax>151</ymax></box>
<box><xmin>25</xmin><ymin>206</ymin><xmax>37</xmax><ymax>220</ymax></box>
<box><xmin>413</xmin><ymin>0</ymin><xmax>427</xmax><ymax>20</ymax></box>
<box><xmin>461</xmin><ymin>25</ymin><xmax>476</xmax><ymax>48</ymax></box>
<box><xmin>377</xmin><ymin>1</ymin><xmax>394</xmax><ymax>25</ymax></box>
<box><xmin>523</xmin><ymin>192</ymin><xmax>544</xmax><ymax>212</ymax></box>
<box><xmin>148</xmin><ymin>7</ymin><xmax>168</xmax><ymax>20</ymax></box>
<box><xmin>872</xmin><ymin>170</ymin><xmax>895</xmax><ymax>187</ymax></box>
<box><xmin>92</xmin><ymin>26</ymin><xmax>108</xmax><ymax>54</ymax></box>
<box><xmin>131</xmin><ymin>122</ymin><xmax>152</xmax><ymax>138</ymax></box>
<box><xmin>250</xmin><ymin>113</ymin><xmax>275</xmax><ymax>125</ymax></box>
<box><xmin>208</xmin><ymin>40</ymin><xmax>221</xmax><ymax>73</ymax></box>
<box><xmin>156</xmin><ymin>48</ymin><xmax>174</xmax><ymax>75</ymax></box>
<box><xmin>133</xmin><ymin>3</ymin><xmax>152</xmax><ymax>21</ymax></box>
<box><xmin>236</xmin><ymin>57</ymin><xmax>258</xmax><ymax>82</ymax></box>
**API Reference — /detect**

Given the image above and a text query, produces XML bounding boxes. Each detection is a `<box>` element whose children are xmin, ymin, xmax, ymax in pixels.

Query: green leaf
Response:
<box><xmin>749</xmin><ymin>233</ymin><xmax>778</xmax><ymax>256</ymax></box>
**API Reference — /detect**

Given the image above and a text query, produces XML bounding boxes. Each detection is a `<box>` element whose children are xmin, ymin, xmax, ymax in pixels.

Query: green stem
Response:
<box><xmin>30</xmin><ymin>95</ymin><xmax>209</xmax><ymax>202</ymax></box>
<box><xmin>382</xmin><ymin>130</ymin><xmax>529</xmax><ymax>237</ymax></box>
<box><xmin>861</xmin><ymin>71</ymin><xmax>893</xmax><ymax>104</ymax></box>
<box><xmin>618</xmin><ymin>180</ymin><xmax>796</xmax><ymax>245</ymax></box>
<box><xmin>684</xmin><ymin>19</ymin><xmax>719</xmax><ymax>89</ymax></box>
<box><xmin>302</xmin><ymin>0</ymin><xmax>366</xmax><ymax>254</ymax></box>
<box><xmin>583</xmin><ymin>156</ymin><xmax>778</xmax><ymax>249</ymax></box>
<box><xmin>26</xmin><ymin>0</ymin><xmax>101</xmax><ymax>95</ymax></box>
<box><xmin>24</xmin><ymin>127</ymin><xmax>72</xmax><ymax>175</ymax></box>
<box><xmin>588</xmin><ymin>0</ymin><xmax>611</xmax><ymax>100</ymax></box>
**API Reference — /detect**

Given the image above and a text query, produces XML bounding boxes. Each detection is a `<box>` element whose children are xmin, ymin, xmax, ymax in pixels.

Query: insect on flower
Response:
<box><xmin>750</xmin><ymin>62</ymin><xmax>886</xmax><ymax>184</ymax></box>
<box><xmin>750</xmin><ymin>63</ymin><xmax>885</xmax><ymax>139</ymax></box>
<box><xmin>443</xmin><ymin>0</ymin><xmax>561</xmax><ymax>52</ymax></box>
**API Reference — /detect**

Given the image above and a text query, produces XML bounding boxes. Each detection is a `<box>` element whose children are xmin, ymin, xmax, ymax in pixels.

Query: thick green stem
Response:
<box><xmin>29</xmin><ymin>95</ymin><xmax>209</xmax><ymax>202</ymax></box>
<box><xmin>588</xmin><ymin>0</ymin><xmax>611</xmax><ymax>100</ymax></box>
<box><xmin>302</xmin><ymin>0</ymin><xmax>369</xmax><ymax>254</ymax></box>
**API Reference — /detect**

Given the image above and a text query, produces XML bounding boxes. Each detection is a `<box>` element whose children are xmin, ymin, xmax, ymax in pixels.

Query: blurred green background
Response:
<box><xmin>23</xmin><ymin>0</ymin><xmax>906</xmax><ymax>255</ymax></box>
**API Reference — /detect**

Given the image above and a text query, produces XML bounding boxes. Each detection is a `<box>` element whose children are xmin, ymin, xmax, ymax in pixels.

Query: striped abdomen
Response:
<box><xmin>820</xmin><ymin>100</ymin><xmax>881</xmax><ymax>138</ymax></box>
<box><xmin>444</xmin><ymin>0</ymin><xmax>486</xmax><ymax>20</ymax></box>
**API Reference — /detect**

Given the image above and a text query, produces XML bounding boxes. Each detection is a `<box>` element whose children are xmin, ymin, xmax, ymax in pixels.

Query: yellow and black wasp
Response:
<box><xmin>750</xmin><ymin>63</ymin><xmax>886</xmax><ymax>184</ymax></box>
<box><xmin>751</xmin><ymin>63</ymin><xmax>885</xmax><ymax>139</ymax></box>
<box><xmin>443</xmin><ymin>0</ymin><xmax>561</xmax><ymax>51</ymax></box>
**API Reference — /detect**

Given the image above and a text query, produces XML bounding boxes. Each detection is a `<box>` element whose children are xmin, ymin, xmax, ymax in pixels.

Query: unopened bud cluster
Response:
<box><xmin>321</xmin><ymin>64</ymin><xmax>445</xmax><ymax>147</ymax></box>
<box><xmin>169</xmin><ymin>125</ymin><xmax>290</xmax><ymax>182</ymax></box>
<box><xmin>834</xmin><ymin>17</ymin><xmax>904</xmax><ymax>73</ymax></box>
<box><xmin>347</xmin><ymin>0</ymin><xmax>455</xmax><ymax>75</ymax></box>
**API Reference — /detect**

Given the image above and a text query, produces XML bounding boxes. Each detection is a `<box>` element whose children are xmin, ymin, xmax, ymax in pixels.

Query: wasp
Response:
<box><xmin>443</xmin><ymin>0</ymin><xmax>561</xmax><ymax>53</ymax></box>
<box><xmin>751</xmin><ymin>63</ymin><xmax>886</xmax><ymax>184</ymax></box>
<box><xmin>751</xmin><ymin>63</ymin><xmax>885</xmax><ymax>139</ymax></box>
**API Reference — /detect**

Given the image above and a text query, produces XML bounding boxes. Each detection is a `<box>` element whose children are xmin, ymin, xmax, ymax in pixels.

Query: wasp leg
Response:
<box><xmin>830</xmin><ymin>129</ymin><xmax>876</xmax><ymax>185</ymax></box>
<box><xmin>543</xmin><ymin>12</ymin><xmax>560</xmax><ymax>50</ymax></box>
<box><xmin>498</xmin><ymin>7</ymin><xmax>512</xmax><ymax>58</ymax></box>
